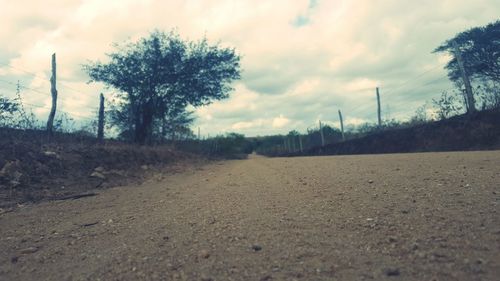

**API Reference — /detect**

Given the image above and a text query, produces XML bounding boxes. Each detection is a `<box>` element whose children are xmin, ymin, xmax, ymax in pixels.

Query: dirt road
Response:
<box><xmin>1</xmin><ymin>152</ymin><xmax>499</xmax><ymax>280</ymax></box>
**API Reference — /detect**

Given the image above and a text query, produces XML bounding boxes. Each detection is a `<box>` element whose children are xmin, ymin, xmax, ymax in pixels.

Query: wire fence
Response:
<box><xmin>0</xmin><ymin>62</ymin><xmax>100</xmax><ymax>131</ymax></box>
<box><xmin>1</xmin><ymin>58</ymin><xmax>464</xmax><ymax>143</ymax></box>
<box><xmin>250</xmin><ymin>62</ymin><xmax>477</xmax><ymax>155</ymax></box>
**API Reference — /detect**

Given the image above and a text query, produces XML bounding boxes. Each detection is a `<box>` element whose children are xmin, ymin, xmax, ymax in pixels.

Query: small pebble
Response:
<box><xmin>260</xmin><ymin>275</ymin><xmax>272</xmax><ymax>281</ymax></box>
<box><xmin>252</xmin><ymin>244</ymin><xmax>262</xmax><ymax>252</ymax></box>
<box><xmin>199</xmin><ymin>249</ymin><xmax>210</xmax><ymax>259</ymax></box>
<box><xmin>387</xmin><ymin>236</ymin><xmax>397</xmax><ymax>243</ymax></box>
<box><xmin>385</xmin><ymin>268</ymin><xmax>400</xmax><ymax>276</ymax></box>
<box><xmin>19</xmin><ymin>247</ymin><xmax>38</xmax><ymax>254</ymax></box>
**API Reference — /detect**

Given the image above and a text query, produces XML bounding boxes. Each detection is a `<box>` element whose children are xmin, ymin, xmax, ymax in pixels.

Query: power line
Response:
<box><xmin>1</xmin><ymin>82</ymin><xmax>96</xmax><ymax>121</ymax></box>
<box><xmin>390</xmin><ymin>77</ymin><xmax>453</xmax><ymax>96</ymax></box>
<box><xmin>420</xmin><ymin>76</ymin><xmax>451</xmax><ymax>88</ymax></box>
<box><xmin>383</xmin><ymin>63</ymin><xmax>446</xmax><ymax>96</ymax></box>
<box><xmin>0</xmin><ymin>62</ymin><xmax>50</xmax><ymax>83</ymax></box>
<box><xmin>0</xmin><ymin>62</ymin><xmax>97</xmax><ymax>97</ymax></box>
<box><xmin>21</xmin><ymin>102</ymin><xmax>95</xmax><ymax>121</ymax></box>
<box><xmin>0</xmin><ymin>78</ymin><xmax>97</xmax><ymax>110</ymax></box>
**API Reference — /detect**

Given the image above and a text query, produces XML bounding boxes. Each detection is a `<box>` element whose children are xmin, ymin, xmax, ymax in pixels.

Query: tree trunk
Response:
<box><xmin>134</xmin><ymin>110</ymin><xmax>142</xmax><ymax>144</ymax></box>
<box><xmin>135</xmin><ymin>102</ymin><xmax>154</xmax><ymax>145</ymax></box>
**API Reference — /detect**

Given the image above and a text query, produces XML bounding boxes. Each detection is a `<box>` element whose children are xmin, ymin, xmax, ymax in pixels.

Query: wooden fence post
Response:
<box><xmin>338</xmin><ymin>109</ymin><xmax>345</xmax><ymax>141</ymax></box>
<box><xmin>319</xmin><ymin>120</ymin><xmax>325</xmax><ymax>146</ymax></box>
<box><xmin>376</xmin><ymin>87</ymin><xmax>382</xmax><ymax>128</ymax></box>
<box><xmin>97</xmin><ymin>93</ymin><xmax>105</xmax><ymax>142</ymax></box>
<box><xmin>46</xmin><ymin>53</ymin><xmax>57</xmax><ymax>135</ymax></box>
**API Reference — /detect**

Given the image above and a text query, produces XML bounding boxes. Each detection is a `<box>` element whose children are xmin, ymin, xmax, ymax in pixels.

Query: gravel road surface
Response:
<box><xmin>1</xmin><ymin>151</ymin><xmax>499</xmax><ymax>280</ymax></box>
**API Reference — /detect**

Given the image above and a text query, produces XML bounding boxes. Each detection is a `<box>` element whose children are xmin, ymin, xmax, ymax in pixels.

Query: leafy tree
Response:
<box><xmin>434</xmin><ymin>20</ymin><xmax>499</xmax><ymax>112</ymax></box>
<box><xmin>434</xmin><ymin>20</ymin><xmax>499</xmax><ymax>83</ymax></box>
<box><xmin>84</xmin><ymin>30</ymin><xmax>241</xmax><ymax>144</ymax></box>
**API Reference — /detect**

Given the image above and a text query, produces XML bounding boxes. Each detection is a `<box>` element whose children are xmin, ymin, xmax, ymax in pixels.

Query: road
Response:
<box><xmin>1</xmin><ymin>152</ymin><xmax>499</xmax><ymax>280</ymax></box>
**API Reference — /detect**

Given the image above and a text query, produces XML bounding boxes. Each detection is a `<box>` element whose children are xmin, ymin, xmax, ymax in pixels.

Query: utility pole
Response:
<box><xmin>376</xmin><ymin>87</ymin><xmax>382</xmax><ymax>128</ymax></box>
<box><xmin>97</xmin><ymin>93</ymin><xmax>105</xmax><ymax>143</ymax></box>
<box><xmin>46</xmin><ymin>53</ymin><xmax>58</xmax><ymax>135</ymax></box>
<box><xmin>338</xmin><ymin>109</ymin><xmax>345</xmax><ymax>141</ymax></box>
<box><xmin>198</xmin><ymin>127</ymin><xmax>201</xmax><ymax>140</ymax></box>
<box><xmin>452</xmin><ymin>40</ymin><xmax>476</xmax><ymax>114</ymax></box>
<box><xmin>319</xmin><ymin>120</ymin><xmax>325</xmax><ymax>146</ymax></box>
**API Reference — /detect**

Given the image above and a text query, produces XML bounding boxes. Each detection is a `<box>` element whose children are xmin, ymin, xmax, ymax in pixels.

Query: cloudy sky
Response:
<box><xmin>0</xmin><ymin>0</ymin><xmax>498</xmax><ymax>136</ymax></box>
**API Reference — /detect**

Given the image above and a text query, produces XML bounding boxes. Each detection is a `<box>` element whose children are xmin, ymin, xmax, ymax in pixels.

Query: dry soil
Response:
<box><xmin>0</xmin><ymin>151</ymin><xmax>499</xmax><ymax>280</ymax></box>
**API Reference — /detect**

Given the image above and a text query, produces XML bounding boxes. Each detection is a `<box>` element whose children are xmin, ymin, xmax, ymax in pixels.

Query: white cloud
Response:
<box><xmin>272</xmin><ymin>114</ymin><xmax>290</xmax><ymax>128</ymax></box>
<box><xmin>232</xmin><ymin>119</ymin><xmax>263</xmax><ymax>130</ymax></box>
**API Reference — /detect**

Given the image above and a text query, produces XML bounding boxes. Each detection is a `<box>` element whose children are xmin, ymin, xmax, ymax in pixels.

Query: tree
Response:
<box><xmin>434</xmin><ymin>20</ymin><xmax>500</xmax><ymax>112</ymax></box>
<box><xmin>84</xmin><ymin>30</ymin><xmax>241</xmax><ymax>144</ymax></box>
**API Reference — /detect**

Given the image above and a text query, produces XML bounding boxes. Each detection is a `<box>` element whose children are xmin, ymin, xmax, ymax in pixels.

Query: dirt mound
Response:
<box><xmin>0</xmin><ymin>128</ymin><xmax>198</xmax><ymax>207</ymax></box>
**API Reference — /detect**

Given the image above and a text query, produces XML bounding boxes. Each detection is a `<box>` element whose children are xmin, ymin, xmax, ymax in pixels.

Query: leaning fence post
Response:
<box><xmin>338</xmin><ymin>109</ymin><xmax>345</xmax><ymax>141</ymax></box>
<box><xmin>46</xmin><ymin>53</ymin><xmax>58</xmax><ymax>135</ymax></box>
<box><xmin>319</xmin><ymin>120</ymin><xmax>325</xmax><ymax>146</ymax></box>
<box><xmin>376</xmin><ymin>87</ymin><xmax>382</xmax><ymax>128</ymax></box>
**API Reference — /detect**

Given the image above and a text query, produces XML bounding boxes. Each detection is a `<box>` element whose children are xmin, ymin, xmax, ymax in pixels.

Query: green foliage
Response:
<box><xmin>53</xmin><ymin>113</ymin><xmax>78</xmax><ymax>133</ymax></box>
<box><xmin>476</xmin><ymin>80</ymin><xmax>500</xmax><ymax>110</ymax></box>
<box><xmin>211</xmin><ymin>133</ymin><xmax>252</xmax><ymax>157</ymax></box>
<box><xmin>176</xmin><ymin>132</ymin><xmax>252</xmax><ymax>159</ymax></box>
<box><xmin>0</xmin><ymin>93</ymin><xmax>38</xmax><ymax>129</ymax></box>
<box><xmin>0</xmin><ymin>95</ymin><xmax>20</xmax><ymax>126</ymax></box>
<box><xmin>155</xmin><ymin>109</ymin><xmax>196</xmax><ymax>141</ymax></box>
<box><xmin>434</xmin><ymin>20</ymin><xmax>499</xmax><ymax>112</ymax></box>
<box><xmin>84</xmin><ymin>30</ymin><xmax>241</xmax><ymax>144</ymax></box>
<box><xmin>254</xmin><ymin>125</ymin><xmax>343</xmax><ymax>156</ymax></box>
<box><xmin>434</xmin><ymin>20</ymin><xmax>500</xmax><ymax>83</ymax></box>
<box><xmin>409</xmin><ymin>103</ymin><xmax>431</xmax><ymax>125</ymax></box>
<box><xmin>432</xmin><ymin>91</ymin><xmax>463</xmax><ymax>120</ymax></box>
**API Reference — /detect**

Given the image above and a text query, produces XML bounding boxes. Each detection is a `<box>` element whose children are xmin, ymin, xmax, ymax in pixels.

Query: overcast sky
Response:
<box><xmin>0</xmin><ymin>0</ymin><xmax>498</xmax><ymax>136</ymax></box>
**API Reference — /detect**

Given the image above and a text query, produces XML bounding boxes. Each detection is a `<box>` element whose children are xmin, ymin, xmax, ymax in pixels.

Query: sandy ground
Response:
<box><xmin>0</xmin><ymin>151</ymin><xmax>499</xmax><ymax>281</ymax></box>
